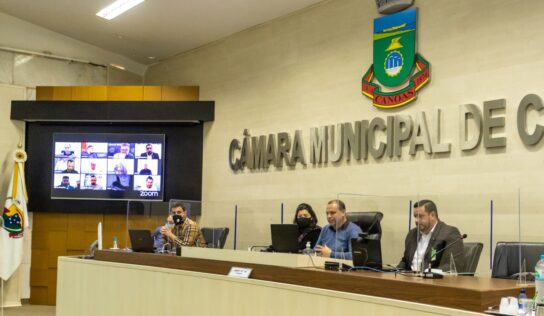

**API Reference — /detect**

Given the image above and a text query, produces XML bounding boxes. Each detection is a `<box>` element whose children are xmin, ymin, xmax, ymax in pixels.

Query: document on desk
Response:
<box><xmin>228</xmin><ymin>267</ymin><xmax>253</xmax><ymax>278</ymax></box>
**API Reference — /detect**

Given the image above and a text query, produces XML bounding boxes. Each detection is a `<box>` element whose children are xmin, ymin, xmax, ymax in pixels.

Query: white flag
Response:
<box><xmin>0</xmin><ymin>149</ymin><xmax>29</xmax><ymax>281</ymax></box>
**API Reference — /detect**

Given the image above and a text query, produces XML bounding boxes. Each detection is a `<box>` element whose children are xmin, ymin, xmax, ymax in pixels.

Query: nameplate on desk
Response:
<box><xmin>228</xmin><ymin>267</ymin><xmax>252</xmax><ymax>278</ymax></box>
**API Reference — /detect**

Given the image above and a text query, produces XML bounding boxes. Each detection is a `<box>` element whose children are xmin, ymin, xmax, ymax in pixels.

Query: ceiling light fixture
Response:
<box><xmin>110</xmin><ymin>63</ymin><xmax>126</xmax><ymax>70</ymax></box>
<box><xmin>96</xmin><ymin>0</ymin><xmax>145</xmax><ymax>20</ymax></box>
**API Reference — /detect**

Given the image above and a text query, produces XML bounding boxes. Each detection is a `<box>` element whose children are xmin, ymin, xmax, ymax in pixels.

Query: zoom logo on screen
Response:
<box><xmin>140</xmin><ymin>191</ymin><xmax>159</xmax><ymax>197</ymax></box>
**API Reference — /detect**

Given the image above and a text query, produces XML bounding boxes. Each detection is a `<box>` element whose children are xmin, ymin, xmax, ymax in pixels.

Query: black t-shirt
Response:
<box><xmin>298</xmin><ymin>226</ymin><xmax>322</xmax><ymax>250</ymax></box>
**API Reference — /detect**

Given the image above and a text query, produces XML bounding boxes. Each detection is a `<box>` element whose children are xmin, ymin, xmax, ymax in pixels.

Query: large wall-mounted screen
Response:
<box><xmin>51</xmin><ymin>133</ymin><xmax>165</xmax><ymax>201</ymax></box>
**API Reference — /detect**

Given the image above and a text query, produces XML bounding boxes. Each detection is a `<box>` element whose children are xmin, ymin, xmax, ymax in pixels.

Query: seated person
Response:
<box><xmin>139</xmin><ymin>163</ymin><xmax>152</xmax><ymax>175</ymax></box>
<box><xmin>56</xmin><ymin>176</ymin><xmax>75</xmax><ymax>190</ymax></box>
<box><xmin>161</xmin><ymin>202</ymin><xmax>206</xmax><ymax>248</ymax></box>
<box><xmin>397</xmin><ymin>199</ymin><xmax>466</xmax><ymax>272</ymax></box>
<box><xmin>153</xmin><ymin>215</ymin><xmax>174</xmax><ymax>251</ymax></box>
<box><xmin>143</xmin><ymin>176</ymin><xmax>158</xmax><ymax>190</ymax></box>
<box><xmin>113</xmin><ymin>143</ymin><xmax>134</xmax><ymax>159</ymax></box>
<box><xmin>82</xmin><ymin>145</ymin><xmax>98</xmax><ymax>158</ymax></box>
<box><xmin>61</xmin><ymin>144</ymin><xmax>74</xmax><ymax>157</ymax></box>
<box><xmin>62</xmin><ymin>159</ymin><xmax>78</xmax><ymax>174</ymax></box>
<box><xmin>110</xmin><ymin>163</ymin><xmax>129</xmax><ymax>190</ymax></box>
<box><xmin>111</xmin><ymin>175</ymin><xmax>128</xmax><ymax>190</ymax></box>
<box><xmin>84</xmin><ymin>174</ymin><xmax>103</xmax><ymax>190</ymax></box>
<box><xmin>140</xmin><ymin>143</ymin><xmax>159</xmax><ymax>159</ymax></box>
<box><xmin>293</xmin><ymin>203</ymin><xmax>321</xmax><ymax>250</ymax></box>
<box><xmin>265</xmin><ymin>203</ymin><xmax>322</xmax><ymax>252</ymax></box>
<box><xmin>314</xmin><ymin>199</ymin><xmax>362</xmax><ymax>260</ymax></box>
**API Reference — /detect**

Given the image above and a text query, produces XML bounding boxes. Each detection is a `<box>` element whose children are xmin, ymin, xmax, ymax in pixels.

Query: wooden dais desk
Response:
<box><xmin>91</xmin><ymin>250</ymin><xmax>530</xmax><ymax>313</ymax></box>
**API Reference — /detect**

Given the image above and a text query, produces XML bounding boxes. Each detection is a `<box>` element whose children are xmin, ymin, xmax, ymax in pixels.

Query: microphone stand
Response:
<box><xmin>422</xmin><ymin>263</ymin><xmax>443</xmax><ymax>279</ymax></box>
<box><xmin>416</xmin><ymin>219</ymin><xmax>423</xmax><ymax>277</ymax></box>
<box><xmin>422</xmin><ymin>234</ymin><xmax>467</xmax><ymax>279</ymax></box>
<box><xmin>161</xmin><ymin>243</ymin><xmax>171</xmax><ymax>254</ymax></box>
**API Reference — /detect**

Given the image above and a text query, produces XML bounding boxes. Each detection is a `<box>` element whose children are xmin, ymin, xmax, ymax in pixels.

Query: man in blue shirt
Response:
<box><xmin>315</xmin><ymin>199</ymin><xmax>362</xmax><ymax>260</ymax></box>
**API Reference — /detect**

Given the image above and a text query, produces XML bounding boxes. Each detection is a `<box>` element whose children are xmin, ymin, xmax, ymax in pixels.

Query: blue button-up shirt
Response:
<box><xmin>315</xmin><ymin>221</ymin><xmax>362</xmax><ymax>260</ymax></box>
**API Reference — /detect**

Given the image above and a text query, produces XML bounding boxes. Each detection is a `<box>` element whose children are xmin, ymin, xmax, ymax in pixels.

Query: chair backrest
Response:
<box><xmin>463</xmin><ymin>242</ymin><xmax>483</xmax><ymax>275</ymax></box>
<box><xmin>201</xmin><ymin>227</ymin><xmax>229</xmax><ymax>249</ymax></box>
<box><xmin>152</xmin><ymin>226</ymin><xmax>164</xmax><ymax>250</ymax></box>
<box><xmin>492</xmin><ymin>242</ymin><xmax>544</xmax><ymax>279</ymax></box>
<box><xmin>346</xmin><ymin>212</ymin><xmax>383</xmax><ymax>240</ymax></box>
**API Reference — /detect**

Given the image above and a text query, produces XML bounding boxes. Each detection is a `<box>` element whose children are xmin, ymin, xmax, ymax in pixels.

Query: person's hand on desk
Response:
<box><xmin>315</xmin><ymin>245</ymin><xmax>331</xmax><ymax>257</ymax></box>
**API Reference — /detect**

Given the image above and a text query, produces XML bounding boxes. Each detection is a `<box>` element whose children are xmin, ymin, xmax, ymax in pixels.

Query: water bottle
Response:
<box><xmin>302</xmin><ymin>242</ymin><xmax>315</xmax><ymax>256</ymax></box>
<box><xmin>112</xmin><ymin>236</ymin><xmax>118</xmax><ymax>249</ymax></box>
<box><xmin>536</xmin><ymin>255</ymin><xmax>544</xmax><ymax>305</ymax></box>
<box><xmin>518</xmin><ymin>288</ymin><xmax>527</xmax><ymax>315</ymax></box>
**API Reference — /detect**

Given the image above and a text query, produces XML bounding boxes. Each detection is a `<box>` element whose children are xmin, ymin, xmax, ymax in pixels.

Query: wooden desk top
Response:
<box><xmin>94</xmin><ymin>250</ymin><xmax>532</xmax><ymax>313</ymax></box>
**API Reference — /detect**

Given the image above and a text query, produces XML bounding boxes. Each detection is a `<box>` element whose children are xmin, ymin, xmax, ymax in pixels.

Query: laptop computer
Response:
<box><xmin>129</xmin><ymin>229</ymin><xmax>155</xmax><ymax>253</ymax></box>
<box><xmin>270</xmin><ymin>224</ymin><xmax>300</xmax><ymax>253</ymax></box>
<box><xmin>351</xmin><ymin>238</ymin><xmax>382</xmax><ymax>269</ymax></box>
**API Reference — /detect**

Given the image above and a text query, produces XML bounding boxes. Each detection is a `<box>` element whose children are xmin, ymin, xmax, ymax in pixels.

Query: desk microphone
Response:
<box><xmin>433</xmin><ymin>233</ymin><xmax>467</xmax><ymax>260</ymax></box>
<box><xmin>422</xmin><ymin>233</ymin><xmax>467</xmax><ymax>279</ymax></box>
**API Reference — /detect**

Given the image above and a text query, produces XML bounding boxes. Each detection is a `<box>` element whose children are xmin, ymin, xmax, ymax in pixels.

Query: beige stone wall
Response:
<box><xmin>0</xmin><ymin>12</ymin><xmax>146</xmax><ymax>76</ymax></box>
<box><xmin>145</xmin><ymin>0</ymin><xmax>544</xmax><ymax>276</ymax></box>
<box><xmin>0</xmin><ymin>11</ymin><xmax>145</xmax><ymax>89</ymax></box>
<box><xmin>0</xmin><ymin>12</ymin><xmax>145</xmax><ymax>303</ymax></box>
<box><xmin>0</xmin><ymin>84</ymin><xmax>27</xmax><ymax>306</ymax></box>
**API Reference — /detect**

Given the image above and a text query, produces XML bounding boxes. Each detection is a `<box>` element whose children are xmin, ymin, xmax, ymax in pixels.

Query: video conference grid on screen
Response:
<box><xmin>51</xmin><ymin>133</ymin><xmax>165</xmax><ymax>201</ymax></box>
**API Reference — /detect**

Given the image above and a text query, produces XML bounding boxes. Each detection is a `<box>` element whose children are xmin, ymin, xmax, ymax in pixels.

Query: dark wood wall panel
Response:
<box><xmin>30</xmin><ymin>212</ymin><xmax>169</xmax><ymax>305</ymax></box>
<box><xmin>28</xmin><ymin>85</ymin><xmax>205</xmax><ymax>305</ymax></box>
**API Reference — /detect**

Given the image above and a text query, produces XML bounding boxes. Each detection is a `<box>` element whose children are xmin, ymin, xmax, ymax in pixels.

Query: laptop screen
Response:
<box><xmin>129</xmin><ymin>229</ymin><xmax>155</xmax><ymax>253</ymax></box>
<box><xmin>270</xmin><ymin>224</ymin><xmax>300</xmax><ymax>253</ymax></box>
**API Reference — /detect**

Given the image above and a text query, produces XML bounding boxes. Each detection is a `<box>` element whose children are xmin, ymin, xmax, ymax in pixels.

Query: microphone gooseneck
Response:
<box><xmin>422</xmin><ymin>233</ymin><xmax>467</xmax><ymax>278</ymax></box>
<box><xmin>431</xmin><ymin>233</ymin><xmax>467</xmax><ymax>261</ymax></box>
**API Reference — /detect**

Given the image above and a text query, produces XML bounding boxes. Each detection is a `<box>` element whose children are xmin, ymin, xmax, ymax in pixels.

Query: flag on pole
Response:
<box><xmin>0</xmin><ymin>148</ymin><xmax>29</xmax><ymax>281</ymax></box>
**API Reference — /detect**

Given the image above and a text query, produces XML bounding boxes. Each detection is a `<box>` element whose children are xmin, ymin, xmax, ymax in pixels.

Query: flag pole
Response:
<box><xmin>1</xmin><ymin>278</ymin><xmax>4</xmax><ymax>316</ymax></box>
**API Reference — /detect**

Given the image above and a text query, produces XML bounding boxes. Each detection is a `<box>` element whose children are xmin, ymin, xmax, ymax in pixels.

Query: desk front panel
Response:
<box><xmin>92</xmin><ymin>250</ymin><xmax>530</xmax><ymax>312</ymax></box>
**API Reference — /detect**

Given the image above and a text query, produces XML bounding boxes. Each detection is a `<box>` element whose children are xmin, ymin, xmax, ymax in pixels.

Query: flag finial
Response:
<box><xmin>17</xmin><ymin>134</ymin><xmax>23</xmax><ymax>149</ymax></box>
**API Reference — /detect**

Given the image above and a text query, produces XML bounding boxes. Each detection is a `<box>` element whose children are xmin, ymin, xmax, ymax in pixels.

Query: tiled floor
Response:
<box><xmin>2</xmin><ymin>305</ymin><xmax>55</xmax><ymax>316</ymax></box>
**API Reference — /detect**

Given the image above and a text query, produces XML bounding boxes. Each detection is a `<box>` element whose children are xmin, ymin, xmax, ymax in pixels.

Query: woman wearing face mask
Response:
<box><xmin>293</xmin><ymin>203</ymin><xmax>321</xmax><ymax>250</ymax></box>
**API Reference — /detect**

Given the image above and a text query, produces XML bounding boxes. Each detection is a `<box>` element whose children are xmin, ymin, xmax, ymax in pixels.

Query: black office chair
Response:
<box><xmin>201</xmin><ymin>227</ymin><xmax>229</xmax><ymax>249</ymax></box>
<box><xmin>463</xmin><ymin>242</ymin><xmax>483</xmax><ymax>275</ymax></box>
<box><xmin>346</xmin><ymin>211</ymin><xmax>383</xmax><ymax>240</ymax></box>
<box><xmin>492</xmin><ymin>242</ymin><xmax>544</xmax><ymax>279</ymax></box>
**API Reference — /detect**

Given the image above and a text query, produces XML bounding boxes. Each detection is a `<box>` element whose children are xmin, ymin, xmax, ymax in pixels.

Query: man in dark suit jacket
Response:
<box><xmin>397</xmin><ymin>200</ymin><xmax>466</xmax><ymax>273</ymax></box>
<box><xmin>140</xmin><ymin>143</ymin><xmax>159</xmax><ymax>159</ymax></box>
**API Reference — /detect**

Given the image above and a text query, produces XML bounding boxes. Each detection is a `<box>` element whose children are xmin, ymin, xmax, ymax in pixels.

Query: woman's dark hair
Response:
<box><xmin>292</xmin><ymin>203</ymin><xmax>318</xmax><ymax>225</ymax></box>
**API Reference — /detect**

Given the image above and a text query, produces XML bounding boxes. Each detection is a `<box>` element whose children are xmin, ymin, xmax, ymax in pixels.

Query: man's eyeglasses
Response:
<box><xmin>146</xmin><ymin>147</ymin><xmax>152</xmax><ymax>149</ymax></box>
<box><xmin>171</xmin><ymin>211</ymin><xmax>183</xmax><ymax>215</ymax></box>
